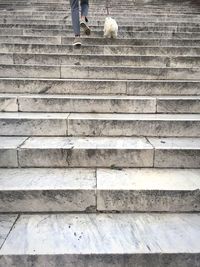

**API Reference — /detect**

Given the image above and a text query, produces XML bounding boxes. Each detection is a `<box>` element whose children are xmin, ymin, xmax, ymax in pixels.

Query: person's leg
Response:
<box><xmin>80</xmin><ymin>0</ymin><xmax>91</xmax><ymax>35</ymax></box>
<box><xmin>70</xmin><ymin>0</ymin><xmax>80</xmax><ymax>36</ymax></box>
<box><xmin>81</xmin><ymin>0</ymin><xmax>89</xmax><ymax>20</ymax></box>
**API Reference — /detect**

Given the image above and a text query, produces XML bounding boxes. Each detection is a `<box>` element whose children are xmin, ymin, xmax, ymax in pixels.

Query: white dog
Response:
<box><xmin>104</xmin><ymin>17</ymin><xmax>118</xmax><ymax>38</ymax></box>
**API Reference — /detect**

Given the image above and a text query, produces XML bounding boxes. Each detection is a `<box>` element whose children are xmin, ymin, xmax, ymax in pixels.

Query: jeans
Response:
<box><xmin>70</xmin><ymin>0</ymin><xmax>89</xmax><ymax>35</ymax></box>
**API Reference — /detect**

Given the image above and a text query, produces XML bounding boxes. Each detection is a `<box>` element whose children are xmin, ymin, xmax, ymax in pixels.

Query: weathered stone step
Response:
<box><xmin>0</xmin><ymin>168</ymin><xmax>199</xmax><ymax>212</ymax></box>
<box><xmin>61</xmin><ymin>37</ymin><xmax>200</xmax><ymax>47</ymax></box>
<box><xmin>1</xmin><ymin>44</ymin><xmax>200</xmax><ymax>57</ymax></box>
<box><xmin>67</xmin><ymin>113</ymin><xmax>200</xmax><ymax>137</ymax></box>
<box><xmin>0</xmin><ymin>168</ymin><xmax>96</xmax><ymax>212</ymax></box>
<box><xmin>0</xmin><ymin>113</ymin><xmax>199</xmax><ymax>137</ymax></box>
<box><xmin>14</xmin><ymin>29</ymin><xmax>200</xmax><ymax>39</ymax></box>
<box><xmin>0</xmin><ymin>78</ymin><xmax>199</xmax><ymax>96</ymax></box>
<box><xmin>1</xmin><ymin>23</ymin><xmax>200</xmax><ymax>33</ymax></box>
<box><xmin>0</xmin><ymin>136</ymin><xmax>199</xmax><ymax>168</ymax></box>
<box><xmin>1</xmin><ymin>94</ymin><xmax>199</xmax><ymax>113</ymax></box>
<box><xmin>3</xmin><ymin>28</ymin><xmax>200</xmax><ymax>39</ymax></box>
<box><xmin>1</xmin><ymin>35</ymin><xmax>200</xmax><ymax>47</ymax></box>
<box><xmin>0</xmin><ymin>36</ymin><xmax>62</xmax><ymax>44</ymax></box>
<box><xmin>1</xmin><ymin>16</ymin><xmax>200</xmax><ymax>23</ymax></box>
<box><xmin>0</xmin><ymin>213</ymin><xmax>200</xmax><ymax>267</ymax></box>
<box><xmin>0</xmin><ymin>16</ymin><xmax>200</xmax><ymax>28</ymax></box>
<box><xmin>1</xmin><ymin>8</ymin><xmax>200</xmax><ymax>14</ymax></box>
<box><xmin>1</xmin><ymin>64</ymin><xmax>199</xmax><ymax>79</ymax></box>
<box><xmin>0</xmin><ymin>94</ymin><xmax>157</xmax><ymax>113</ymax></box>
<box><xmin>2</xmin><ymin>53</ymin><xmax>200</xmax><ymax>68</ymax></box>
<box><xmin>97</xmin><ymin>168</ymin><xmax>200</xmax><ymax>212</ymax></box>
<box><xmin>157</xmin><ymin>96</ymin><xmax>200</xmax><ymax>113</ymax></box>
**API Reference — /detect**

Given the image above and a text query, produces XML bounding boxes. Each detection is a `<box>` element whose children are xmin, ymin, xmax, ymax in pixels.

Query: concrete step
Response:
<box><xmin>0</xmin><ymin>16</ymin><xmax>200</xmax><ymax>22</ymax></box>
<box><xmin>66</xmin><ymin>37</ymin><xmax>200</xmax><ymax>47</ymax></box>
<box><xmin>97</xmin><ymin>168</ymin><xmax>200</xmax><ymax>212</ymax></box>
<box><xmin>1</xmin><ymin>35</ymin><xmax>200</xmax><ymax>47</ymax></box>
<box><xmin>10</xmin><ymin>29</ymin><xmax>200</xmax><ymax>39</ymax></box>
<box><xmin>1</xmin><ymin>24</ymin><xmax>200</xmax><ymax>33</ymax></box>
<box><xmin>0</xmin><ymin>168</ymin><xmax>199</xmax><ymax>212</ymax></box>
<box><xmin>0</xmin><ymin>213</ymin><xmax>200</xmax><ymax>267</ymax></box>
<box><xmin>0</xmin><ymin>64</ymin><xmax>199</xmax><ymax>79</ymax></box>
<box><xmin>0</xmin><ymin>94</ymin><xmax>157</xmax><ymax>113</ymax></box>
<box><xmin>1</xmin><ymin>44</ymin><xmax>200</xmax><ymax>57</ymax></box>
<box><xmin>157</xmin><ymin>96</ymin><xmax>200</xmax><ymax>113</ymax></box>
<box><xmin>0</xmin><ymin>168</ymin><xmax>96</xmax><ymax>212</ymax></box>
<box><xmin>67</xmin><ymin>113</ymin><xmax>200</xmax><ymax>137</ymax></box>
<box><xmin>0</xmin><ymin>78</ymin><xmax>199</xmax><ymax>96</ymax></box>
<box><xmin>1</xmin><ymin>94</ymin><xmax>199</xmax><ymax>114</ymax></box>
<box><xmin>0</xmin><ymin>113</ymin><xmax>199</xmax><ymax>137</ymax></box>
<box><xmin>2</xmin><ymin>53</ymin><xmax>200</xmax><ymax>68</ymax></box>
<box><xmin>1</xmin><ymin>17</ymin><xmax>200</xmax><ymax>24</ymax></box>
<box><xmin>0</xmin><ymin>136</ymin><xmax>199</xmax><ymax>168</ymax></box>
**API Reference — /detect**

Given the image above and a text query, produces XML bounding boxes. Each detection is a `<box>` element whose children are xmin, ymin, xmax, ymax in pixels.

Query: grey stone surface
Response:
<box><xmin>0</xmin><ymin>215</ymin><xmax>18</xmax><ymax>248</ymax></box>
<box><xmin>1</xmin><ymin>43</ymin><xmax>200</xmax><ymax>56</ymax></box>
<box><xmin>0</xmin><ymin>112</ymin><xmax>69</xmax><ymax>136</ymax></box>
<box><xmin>0</xmin><ymin>213</ymin><xmax>200</xmax><ymax>266</ymax></box>
<box><xmin>0</xmin><ymin>137</ymin><xmax>27</xmax><ymax>167</ymax></box>
<box><xmin>97</xmin><ymin>168</ymin><xmax>200</xmax><ymax>212</ymax></box>
<box><xmin>127</xmin><ymin>80</ymin><xmax>200</xmax><ymax>96</ymax></box>
<box><xmin>148</xmin><ymin>137</ymin><xmax>200</xmax><ymax>168</ymax></box>
<box><xmin>0</xmin><ymin>52</ymin><xmax>197</xmax><ymax>68</ymax></box>
<box><xmin>0</xmin><ymin>78</ymin><xmax>127</xmax><ymax>95</ymax></box>
<box><xmin>18</xmin><ymin>95</ymin><xmax>156</xmax><ymax>113</ymax></box>
<box><xmin>0</xmin><ymin>65</ymin><xmax>60</xmax><ymax>78</ymax></box>
<box><xmin>0</xmin><ymin>79</ymin><xmax>199</xmax><ymax>96</ymax></box>
<box><xmin>68</xmin><ymin>113</ymin><xmax>200</xmax><ymax>137</ymax></box>
<box><xmin>18</xmin><ymin>137</ymin><xmax>154</xmax><ymax>167</ymax></box>
<box><xmin>0</xmin><ymin>95</ymin><xmax>18</xmax><ymax>112</ymax></box>
<box><xmin>61</xmin><ymin>66</ymin><xmax>200</xmax><ymax>80</ymax></box>
<box><xmin>0</xmin><ymin>168</ymin><xmax>96</xmax><ymax>212</ymax></box>
<box><xmin>157</xmin><ymin>96</ymin><xmax>200</xmax><ymax>113</ymax></box>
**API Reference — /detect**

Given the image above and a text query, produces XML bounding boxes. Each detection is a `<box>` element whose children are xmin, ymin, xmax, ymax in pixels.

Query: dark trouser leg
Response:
<box><xmin>81</xmin><ymin>0</ymin><xmax>89</xmax><ymax>19</ymax></box>
<box><xmin>70</xmin><ymin>0</ymin><xmax>80</xmax><ymax>35</ymax></box>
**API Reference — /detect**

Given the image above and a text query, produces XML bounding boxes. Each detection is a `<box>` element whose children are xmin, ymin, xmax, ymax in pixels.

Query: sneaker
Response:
<box><xmin>73</xmin><ymin>36</ymin><xmax>81</xmax><ymax>47</ymax></box>
<box><xmin>80</xmin><ymin>18</ymin><xmax>91</xmax><ymax>36</ymax></box>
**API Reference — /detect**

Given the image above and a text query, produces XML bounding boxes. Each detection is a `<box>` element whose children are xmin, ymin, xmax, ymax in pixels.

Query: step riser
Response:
<box><xmin>68</xmin><ymin>119</ymin><xmax>200</xmax><ymax>137</ymax></box>
<box><xmin>1</xmin><ymin>36</ymin><xmax>200</xmax><ymax>47</ymax></box>
<box><xmin>1</xmin><ymin>18</ymin><xmax>200</xmax><ymax>23</ymax></box>
<box><xmin>1</xmin><ymin>146</ymin><xmax>199</xmax><ymax>168</ymax></box>
<box><xmin>1</xmin><ymin>254</ymin><xmax>200</xmax><ymax>267</ymax></box>
<box><xmin>2</xmin><ymin>29</ymin><xmax>200</xmax><ymax>39</ymax></box>
<box><xmin>0</xmin><ymin>189</ymin><xmax>199</xmax><ymax>213</ymax></box>
<box><xmin>0</xmin><ymin>190</ymin><xmax>96</xmax><ymax>212</ymax></box>
<box><xmin>2</xmin><ymin>54</ymin><xmax>200</xmax><ymax>68</ymax></box>
<box><xmin>1</xmin><ymin>95</ymin><xmax>199</xmax><ymax>114</ymax></box>
<box><xmin>0</xmin><ymin>117</ymin><xmax>199</xmax><ymax>137</ymax></box>
<box><xmin>0</xmin><ymin>79</ymin><xmax>199</xmax><ymax>96</ymax></box>
<box><xmin>1</xmin><ymin>44</ymin><xmax>200</xmax><ymax>57</ymax></box>
<box><xmin>1</xmin><ymin>65</ymin><xmax>199</xmax><ymax>79</ymax></box>
<box><xmin>18</xmin><ymin>97</ymin><xmax>156</xmax><ymax>113</ymax></box>
<box><xmin>1</xmin><ymin>24</ymin><xmax>200</xmax><ymax>33</ymax></box>
<box><xmin>1</xmin><ymin>19</ymin><xmax>200</xmax><ymax>27</ymax></box>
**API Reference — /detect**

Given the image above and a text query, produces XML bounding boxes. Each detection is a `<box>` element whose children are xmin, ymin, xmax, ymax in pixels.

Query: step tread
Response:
<box><xmin>1</xmin><ymin>136</ymin><xmax>200</xmax><ymax>150</ymax></box>
<box><xmin>2</xmin><ymin>93</ymin><xmax>200</xmax><ymax>99</ymax></box>
<box><xmin>1</xmin><ymin>213</ymin><xmax>200</xmax><ymax>255</ymax></box>
<box><xmin>0</xmin><ymin>112</ymin><xmax>200</xmax><ymax>120</ymax></box>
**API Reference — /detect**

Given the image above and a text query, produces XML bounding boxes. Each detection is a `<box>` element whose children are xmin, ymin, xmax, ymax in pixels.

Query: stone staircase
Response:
<box><xmin>0</xmin><ymin>0</ymin><xmax>200</xmax><ymax>266</ymax></box>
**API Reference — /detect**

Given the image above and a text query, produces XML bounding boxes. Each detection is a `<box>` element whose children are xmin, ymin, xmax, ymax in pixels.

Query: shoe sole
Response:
<box><xmin>73</xmin><ymin>42</ymin><xmax>82</xmax><ymax>48</ymax></box>
<box><xmin>80</xmin><ymin>22</ymin><xmax>91</xmax><ymax>36</ymax></box>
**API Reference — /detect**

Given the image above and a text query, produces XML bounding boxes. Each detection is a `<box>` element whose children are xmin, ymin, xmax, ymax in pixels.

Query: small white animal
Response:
<box><xmin>104</xmin><ymin>17</ymin><xmax>118</xmax><ymax>38</ymax></box>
